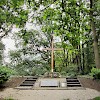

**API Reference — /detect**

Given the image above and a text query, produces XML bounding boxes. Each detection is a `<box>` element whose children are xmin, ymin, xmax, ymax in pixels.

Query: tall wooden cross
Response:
<box><xmin>42</xmin><ymin>34</ymin><xmax>63</xmax><ymax>72</ymax></box>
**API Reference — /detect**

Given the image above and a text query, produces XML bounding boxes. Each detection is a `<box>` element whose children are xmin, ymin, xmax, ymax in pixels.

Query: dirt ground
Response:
<box><xmin>0</xmin><ymin>77</ymin><xmax>26</xmax><ymax>91</ymax></box>
<box><xmin>78</xmin><ymin>77</ymin><xmax>100</xmax><ymax>91</ymax></box>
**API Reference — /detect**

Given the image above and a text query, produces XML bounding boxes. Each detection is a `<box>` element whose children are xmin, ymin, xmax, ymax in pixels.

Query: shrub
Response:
<box><xmin>32</xmin><ymin>67</ymin><xmax>47</xmax><ymax>76</ymax></box>
<box><xmin>93</xmin><ymin>96</ymin><xmax>100</xmax><ymax>100</ymax></box>
<box><xmin>66</xmin><ymin>64</ymin><xmax>78</xmax><ymax>77</ymax></box>
<box><xmin>90</xmin><ymin>68</ymin><xmax>100</xmax><ymax>79</ymax></box>
<box><xmin>61</xmin><ymin>71</ymin><xmax>67</xmax><ymax>76</ymax></box>
<box><xmin>0</xmin><ymin>65</ymin><xmax>15</xmax><ymax>84</ymax></box>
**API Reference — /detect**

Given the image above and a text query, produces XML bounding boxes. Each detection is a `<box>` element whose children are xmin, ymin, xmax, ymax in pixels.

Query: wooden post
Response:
<box><xmin>51</xmin><ymin>35</ymin><xmax>54</xmax><ymax>72</ymax></box>
<box><xmin>42</xmin><ymin>34</ymin><xmax>63</xmax><ymax>72</ymax></box>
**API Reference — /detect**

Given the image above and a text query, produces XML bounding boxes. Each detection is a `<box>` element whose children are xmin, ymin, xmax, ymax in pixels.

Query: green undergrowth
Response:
<box><xmin>93</xmin><ymin>96</ymin><xmax>100</xmax><ymax>100</ymax></box>
<box><xmin>78</xmin><ymin>75</ymin><xmax>93</xmax><ymax>78</ymax></box>
<box><xmin>0</xmin><ymin>97</ymin><xmax>15</xmax><ymax>100</ymax></box>
<box><xmin>0</xmin><ymin>65</ymin><xmax>15</xmax><ymax>84</ymax></box>
<box><xmin>4</xmin><ymin>98</ymin><xmax>14</xmax><ymax>100</ymax></box>
<box><xmin>90</xmin><ymin>68</ymin><xmax>100</xmax><ymax>79</ymax></box>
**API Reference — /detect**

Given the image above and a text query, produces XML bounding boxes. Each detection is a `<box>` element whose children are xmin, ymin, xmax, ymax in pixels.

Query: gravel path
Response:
<box><xmin>0</xmin><ymin>88</ymin><xmax>100</xmax><ymax>100</ymax></box>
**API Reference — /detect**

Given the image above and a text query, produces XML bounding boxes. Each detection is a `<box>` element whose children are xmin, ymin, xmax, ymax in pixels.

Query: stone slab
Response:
<box><xmin>40</xmin><ymin>79</ymin><xmax>59</xmax><ymax>87</ymax></box>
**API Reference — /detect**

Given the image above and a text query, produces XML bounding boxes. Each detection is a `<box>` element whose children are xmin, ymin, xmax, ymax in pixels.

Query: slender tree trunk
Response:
<box><xmin>79</xmin><ymin>45</ymin><xmax>82</xmax><ymax>73</ymax></box>
<box><xmin>63</xmin><ymin>49</ymin><xmax>66</xmax><ymax>68</ymax></box>
<box><xmin>76</xmin><ymin>45</ymin><xmax>81</xmax><ymax>73</ymax></box>
<box><xmin>67</xmin><ymin>50</ymin><xmax>69</xmax><ymax>66</ymax></box>
<box><xmin>82</xmin><ymin>44</ymin><xmax>85</xmax><ymax>74</ymax></box>
<box><xmin>90</xmin><ymin>0</ymin><xmax>100</xmax><ymax>69</ymax></box>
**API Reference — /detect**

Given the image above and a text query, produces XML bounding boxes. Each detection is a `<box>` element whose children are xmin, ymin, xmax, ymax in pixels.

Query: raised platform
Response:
<box><xmin>15</xmin><ymin>77</ymin><xmax>84</xmax><ymax>90</ymax></box>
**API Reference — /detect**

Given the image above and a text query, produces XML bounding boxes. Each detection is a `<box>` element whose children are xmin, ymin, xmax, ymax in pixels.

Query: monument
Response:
<box><xmin>16</xmin><ymin>34</ymin><xmax>83</xmax><ymax>89</ymax></box>
<box><xmin>39</xmin><ymin>34</ymin><xmax>63</xmax><ymax>87</ymax></box>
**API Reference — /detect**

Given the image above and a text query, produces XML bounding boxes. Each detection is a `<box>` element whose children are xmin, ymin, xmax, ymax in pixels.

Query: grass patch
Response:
<box><xmin>93</xmin><ymin>96</ymin><xmax>100</xmax><ymax>100</ymax></box>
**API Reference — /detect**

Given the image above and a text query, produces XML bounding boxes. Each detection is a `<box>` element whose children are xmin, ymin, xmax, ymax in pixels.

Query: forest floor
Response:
<box><xmin>0</xmin><ymin>76</ymin><xmax>100</xmax><ymax>100</ymax></box>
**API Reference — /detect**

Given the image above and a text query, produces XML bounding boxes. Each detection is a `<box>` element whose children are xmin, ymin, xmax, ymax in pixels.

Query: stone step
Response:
<box><xmin>66</xmin><ymin>77</ymin><xmax>77</xmax><ymax>79</ymax></box>
<box><xmin>67</xmin><ymin>84</ymin><xmax>81</xmax><ymax>87</ymax></box>
<box><xmin>66</xmin><ymin>78</ymin><xmax>79</xmax><ymax>80</ymax></box>
<box><xmin>66</xmin><ymin>77</ymin><xmax>82</xmax><ymax>87</ymax></box>
<box><xmin>67</xmin><ymin>79</ymin><xmax>79</xmax><ymax>82</ymax></box>
<box><xmin>67</xmin><ymin>82</ymin><xmax>80</xmax><ymax>84</ymax></box>
<box><xmin>20</xmin><ymin>83</ymin><xmax>34</xmax><ymax>86</ymax></box>
<box><xmin>27</xmin><ymin>77</ymin><xmax>38</xmax><ymax>79</ymax></box>
<box><xmin>23</xmin><ymin>81</ymin><xmax>35</xmax><ymax>84</ymax></box>
<box><xmin>25</xmin><ymin>79</ymin><xmax>37</xmax><ymax>81</ymax></box>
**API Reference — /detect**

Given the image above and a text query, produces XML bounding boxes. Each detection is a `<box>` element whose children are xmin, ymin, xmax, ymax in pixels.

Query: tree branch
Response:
<box><xmin>0</xmin><ymin>25</ymin><xmax>13</xmax><ymax>40</ymax></box>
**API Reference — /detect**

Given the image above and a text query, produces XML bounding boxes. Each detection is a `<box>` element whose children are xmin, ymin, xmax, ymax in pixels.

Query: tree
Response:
<box><xmin>35</xmin><ymin>0</ymin><xmax>91</xmax><ymax>72</ymax></box>
<box><xmin>9</xmin><ymin>29</ymin><xmax>52</xmax><ymax>75</ymax></box>
<box><xmin>0</xmin><ymin>0</ymin><xmax>28</xmax><ymax>40</ymax></box>
<box><xmin>90</xmin><ymin>0</ymin><xmax>100</xmax><ymax>68</ymax></box>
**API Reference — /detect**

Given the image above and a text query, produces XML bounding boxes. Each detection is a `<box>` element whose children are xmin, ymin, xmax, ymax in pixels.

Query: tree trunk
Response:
<box><xmin>91</xmin><ymin>21</ymin><xmax>100</xmax><ymax>68</ymax></box>
<box><xmin>82</xmin><ymin>44</ymin><xmax>85</xmax><ymax>74</ymax></box>
<box><xmin>90</xmin><ymin>0</ymin><xmax>100</xmax><ymax>69</ymax></box>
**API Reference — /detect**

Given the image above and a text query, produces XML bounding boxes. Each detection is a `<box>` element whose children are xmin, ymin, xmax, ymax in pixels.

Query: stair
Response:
<box><xmin>19</xmin><ymin>77</ymin><xmax>38</xmax><ymax>87</ymax></box>
<box><xmin>66</xmin><ymin>78</ymin><xmax>82</xmax><ymax>87</ymax></box>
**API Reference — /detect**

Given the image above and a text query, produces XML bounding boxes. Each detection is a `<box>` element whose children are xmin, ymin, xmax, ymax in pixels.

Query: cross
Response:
<box><xmin>42</xmin><ymin>34</ymin><xmax>63</xmax><ymax>72</ymax></box>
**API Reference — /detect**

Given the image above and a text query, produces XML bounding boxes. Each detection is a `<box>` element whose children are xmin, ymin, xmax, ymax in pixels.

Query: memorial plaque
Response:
<box><xmin>40</xmin><ymin>79</ymin><xmax>59</xmax><ymax>87</ymax></box>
